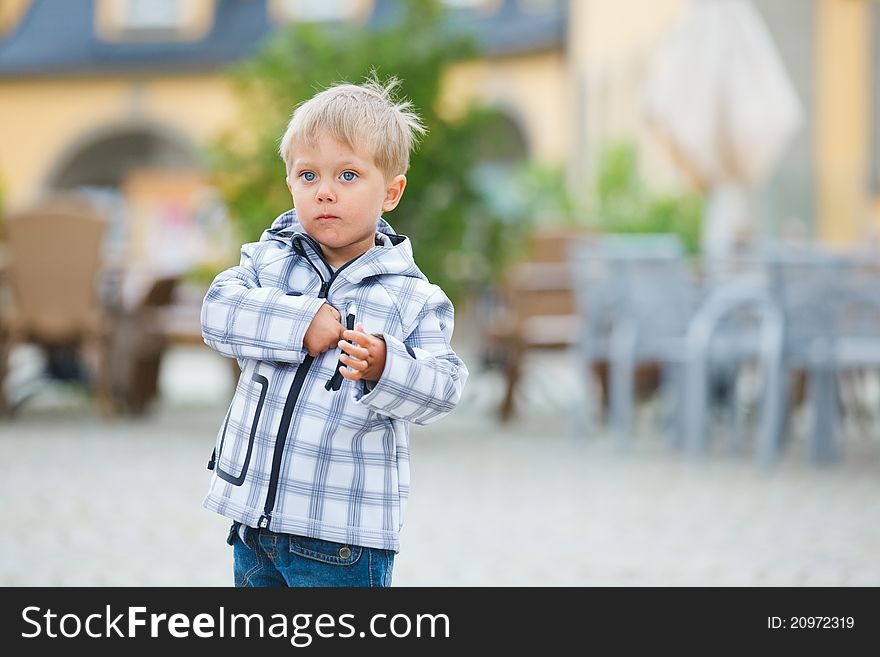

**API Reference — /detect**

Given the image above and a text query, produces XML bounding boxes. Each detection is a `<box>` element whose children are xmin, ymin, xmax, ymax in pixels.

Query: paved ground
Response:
<box><xmin>2</xmin><ymin>341</ymin><xmax>880</xmax><ymax>587</ymax></box>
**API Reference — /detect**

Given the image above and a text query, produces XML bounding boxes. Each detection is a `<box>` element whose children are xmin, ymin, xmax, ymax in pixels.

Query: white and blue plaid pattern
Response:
<box><xmin>201</xmin><ymin>209</ymin><xmax>468</xmax><ymax>551</ymax></box>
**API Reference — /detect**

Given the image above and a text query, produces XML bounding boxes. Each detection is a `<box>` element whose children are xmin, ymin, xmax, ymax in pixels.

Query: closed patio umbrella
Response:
<box><xmin>643</xmin><ymin>0</ymin><xmax>803</xmax><ymax>257</ymax></box>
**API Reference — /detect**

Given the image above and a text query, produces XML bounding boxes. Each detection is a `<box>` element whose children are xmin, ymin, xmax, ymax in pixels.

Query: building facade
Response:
<box><xmin>0</xmin><ymin>0</ymin><xmax>877</xmax><ymax>249</ymax></box>
<box><xmin>0</xmin><ymin>0</ymin><xmax>567</xmax><ymax>272</ymax></box>
<box><xmin>567</xmin><ymin>0</ymin><xmax>880</xmax><ymax>245</ymax></box>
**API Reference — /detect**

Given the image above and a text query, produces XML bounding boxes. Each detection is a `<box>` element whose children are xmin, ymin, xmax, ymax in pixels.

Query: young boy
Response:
<box><xmin>200</xmin><ymin>78</ymin><xmax>468</xmax><ymax>587</ymax></box>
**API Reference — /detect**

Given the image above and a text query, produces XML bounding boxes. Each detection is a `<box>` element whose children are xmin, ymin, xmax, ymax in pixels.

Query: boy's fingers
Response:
<box><xmin>339</xmin><ymin>365</ymin><xmax>361</xmax><ymax>381</ymax></box>
<box><xmin>342</xmin><ymin>329</ymin><xmax>372</xmax><ymax>346</ymax></box>
<box><xmin>339</xmin><ymin>339</ymin><xmax>368</xmax><ymax>357</ymax></box>
<box><xmin>340</xmin><ymin>353</ymin><xmax>367</xmax><ymax>370</ymax></box>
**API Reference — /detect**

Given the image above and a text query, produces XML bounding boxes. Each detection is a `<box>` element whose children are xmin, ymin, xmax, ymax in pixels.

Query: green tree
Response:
<box><xmin>208</xmin><ymin>0</ymin><xmax>517</xmax><ymax>301</ymax></box>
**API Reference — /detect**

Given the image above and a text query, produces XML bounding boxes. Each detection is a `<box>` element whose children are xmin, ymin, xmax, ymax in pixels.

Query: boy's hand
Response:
<box><xmin>338</xmin><ymin>323</ymin><xmax>387</xmax><ymax>382</ymax></box>
<box><xmin>303</xmin><ymin>303</ymin><xmax>344</xmax><ymax>357</ymax></box>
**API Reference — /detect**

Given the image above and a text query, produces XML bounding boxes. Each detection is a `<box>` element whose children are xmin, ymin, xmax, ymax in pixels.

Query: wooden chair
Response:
<box><xmin>103</xmin><ymin>276</ymin><xmax>179</xmax><ymax>414</ymax></box>
<box><xmin>486</xmin><ymin>229</ymin><xmax>663</xmax><ymax>422</ymax></box>
<box><xmin>0</xmin><ymin>195</ymin><xmax>113</xmax><ymax>415</ymax></box>
<box><xmin>483</xmin><ymin>229</ymin><xmax>585</xmax><ymax>421</ymax></box>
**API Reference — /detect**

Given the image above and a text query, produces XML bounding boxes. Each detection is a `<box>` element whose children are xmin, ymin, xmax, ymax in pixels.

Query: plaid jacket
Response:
<box><xmin>200</xmin><ymin>209</ymin><xmax>467</xmax><ymax>551</ymax></box>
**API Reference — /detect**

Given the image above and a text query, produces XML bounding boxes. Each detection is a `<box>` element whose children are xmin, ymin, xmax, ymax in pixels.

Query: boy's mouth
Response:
<box><xmin>316</xmin><ymin>214</ymin><xmax>340</xmax><ymax>221</ymax></box>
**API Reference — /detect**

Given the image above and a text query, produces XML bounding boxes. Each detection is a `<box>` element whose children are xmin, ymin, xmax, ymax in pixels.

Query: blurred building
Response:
<box><xmin>0</xmin><ymin>0</ymin><xmax>877</xmax><ymax>257</ymax></box>
<box><xmin>568</xmin><ymin>0</ymin><xmax>880</xmax><ymax>245</ymax></box>
<box><xmin>0</xmin><ymin>0</ymin><xmax>566</xmax><ymax>273</ymax></box>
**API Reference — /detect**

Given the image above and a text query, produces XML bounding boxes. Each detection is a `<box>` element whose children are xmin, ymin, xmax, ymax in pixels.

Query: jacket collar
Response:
<box><xmin>263</xmin><ymin>208</ymin><xmax>425</xmax><ymax>284</ymax></box>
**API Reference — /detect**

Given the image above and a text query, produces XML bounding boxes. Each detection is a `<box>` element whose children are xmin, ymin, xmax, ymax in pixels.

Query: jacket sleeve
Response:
<box><xmin>353</xmin><ymin>286</ymin><xmax>468</xmax><ymax>425</ymax></box>
<box><xmin>201</xmin><ymin>241</ymin><xmax>326</xmax><ymax>363</ymax></box>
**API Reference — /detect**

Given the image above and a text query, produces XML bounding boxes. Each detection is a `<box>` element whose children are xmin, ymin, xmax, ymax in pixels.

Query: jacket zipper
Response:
<box><xmin>257</xmin><ymin>236</ymin><xmax>364</xmax><ymax>530</ymax></box>
<box><xmin>325</xmin><ymin>306</ymin><xmax>357</xmax><ymax>391</ymax></box>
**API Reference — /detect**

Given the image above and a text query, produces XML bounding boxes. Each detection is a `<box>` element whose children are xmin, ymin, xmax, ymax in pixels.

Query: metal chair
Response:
<box><xmin>793</xmin><ymin>251</ymin><xmax>880</xmax><ymax>463</ymax></box>
<box><xmin>718</xmin><ymin>245</ymin><xmax>880</xmax><ymax>465</ymax></box>
<box><xmin>569</xmin><ymin>234</ymin><xmax>699</xmax><ymax>448</ymax></box>
<box><xmin>682</xmin><ymin>269</ymin><xmax>784</xmax><ymax>465</ymax></box>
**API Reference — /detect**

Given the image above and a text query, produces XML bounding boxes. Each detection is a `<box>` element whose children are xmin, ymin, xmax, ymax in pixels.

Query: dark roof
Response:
<box><xmin>0</xmin><ymin>0</ymin><xmax>567</xmax><ymax>78</ymax></box>
<box><xmin>449</xmin><ymin>0</ymin><xmax>568</xmax><ymax>57</ymax></box>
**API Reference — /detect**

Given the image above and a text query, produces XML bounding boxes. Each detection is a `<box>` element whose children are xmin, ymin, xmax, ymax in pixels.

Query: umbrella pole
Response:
<box><xmin>702</xmin><ymin>183</ymin><xmax>753</xmax><ymax>259</ymax></box>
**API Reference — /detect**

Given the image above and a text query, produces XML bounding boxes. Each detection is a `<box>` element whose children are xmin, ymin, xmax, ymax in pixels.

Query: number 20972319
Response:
<box><xmin>768</xmin><ymin>616</ymin><xmax>854</xmax><ymax>629</ymax></box>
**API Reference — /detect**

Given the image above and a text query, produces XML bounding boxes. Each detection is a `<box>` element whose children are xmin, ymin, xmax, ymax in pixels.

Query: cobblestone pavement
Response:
<box><xmin>2</xmin><ymin>344</ymin><xmax>880</xmax><ymax>587</ymax></box>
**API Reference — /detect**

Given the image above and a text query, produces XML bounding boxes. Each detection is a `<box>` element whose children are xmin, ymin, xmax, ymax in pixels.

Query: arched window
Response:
<box><xmin>46</xmin><ymin>126</ymin><xmax>229</xmax><ymax>277</ymax></box>
<box><xmin>50</xmin><ymin>128</ymin><xmax>197</xmax><ymax>190</ymax></box>
<box><xmin>469</xmin><ymin>111</ymin><xmax>529</xmax><ymax>219</ymax></box>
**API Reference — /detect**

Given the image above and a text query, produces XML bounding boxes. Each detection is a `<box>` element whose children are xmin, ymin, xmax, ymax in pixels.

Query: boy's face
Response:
<box><xmin>287</xmin><ymin>133</ymin><xmax>406</xmax><ymax>269</ymax></box>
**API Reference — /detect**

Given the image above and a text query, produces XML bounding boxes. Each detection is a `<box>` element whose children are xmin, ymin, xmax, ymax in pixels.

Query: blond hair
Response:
<box><xmin>279</xmin><ymin>77</ymin><xmax>426</xmax><ymax>180</ymax></box>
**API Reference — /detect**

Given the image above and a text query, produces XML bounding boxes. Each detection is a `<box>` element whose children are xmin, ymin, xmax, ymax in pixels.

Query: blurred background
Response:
<box><xmin>1</xmin><ymin>0</ymin><xmax>879</xmax><ymax>586</ymax></box>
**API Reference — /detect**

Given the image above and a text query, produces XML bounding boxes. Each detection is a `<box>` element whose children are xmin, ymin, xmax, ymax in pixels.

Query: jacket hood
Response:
<box><xmin>262</xmin><ymin>208</ymin><xmax>426</xmax><ymax>285</ymax></box>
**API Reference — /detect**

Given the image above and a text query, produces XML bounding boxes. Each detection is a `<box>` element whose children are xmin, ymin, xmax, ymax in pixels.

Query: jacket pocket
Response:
<box><xmin>215</xmin><ymin>369</ymin><xmax>269</xmax><ymax>486</ymax></box>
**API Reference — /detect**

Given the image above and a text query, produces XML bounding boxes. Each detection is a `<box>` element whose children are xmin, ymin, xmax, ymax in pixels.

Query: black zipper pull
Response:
<box><xmin>257</xmin><ymin>514</ymin><xmax>271</xmax><ymax>529</ymax></box>
<box><xmin>319</xmin><ymin>281</ymin><xmax>330</xmax><ymax>298</ymax></box>
<box><xmin>326</xmin><ymin>306</ymin><xmax>357</xmax><ymax>391</ymax></box>
<box><xmin>207</xmin><ymin>448</ymin><xmax>216</xmax><ymax>471</ymax></box>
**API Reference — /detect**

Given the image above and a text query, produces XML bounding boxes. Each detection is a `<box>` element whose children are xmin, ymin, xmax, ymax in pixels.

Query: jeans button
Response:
<box><xmin>339</xmin><ymin>546</ymin><xmax>352</xmax><ymax>559</ymax></box>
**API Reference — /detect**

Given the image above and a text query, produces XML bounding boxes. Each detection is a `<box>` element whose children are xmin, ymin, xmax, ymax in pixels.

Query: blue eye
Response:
<box><xmin>340</xmin><ymin>171</ymin><xmax>358</xmax><ymax>182</ymax></box>
<box><xmin>301</xmin><ymin>171</ymin><xmax>316</xmax><ymax>182</ymax></box>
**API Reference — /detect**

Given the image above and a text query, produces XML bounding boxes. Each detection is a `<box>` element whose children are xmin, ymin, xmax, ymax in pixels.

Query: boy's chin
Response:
<box><xmin>301</xmin><ymin>230</ymin><xmax>375</xmax><ymax>254</ymax></box>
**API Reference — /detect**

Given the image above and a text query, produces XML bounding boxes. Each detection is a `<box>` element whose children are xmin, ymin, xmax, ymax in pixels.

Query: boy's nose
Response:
<box><xmin>316</xmin><ymin>184</ymin><xmax>336</xmax><ymax>203</ymax></box>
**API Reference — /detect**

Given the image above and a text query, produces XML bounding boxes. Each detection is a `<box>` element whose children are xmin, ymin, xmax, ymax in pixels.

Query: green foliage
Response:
<box><xmin>594</xmin><ymin>141</ymin><xmax>703</xmax><ymax>254</ymax></box>
<box><xmin>207</xmin><ymin>0</ymin><xmax>515</xmax><ymax>301</ymax></box>
<box><xmin>510</xmin><ymin>162</ymin><xmax>577</xmax><ymax>226</ymax></box>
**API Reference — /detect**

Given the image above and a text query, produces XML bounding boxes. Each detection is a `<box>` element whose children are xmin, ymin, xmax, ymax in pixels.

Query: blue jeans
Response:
<box><xmin>227</xmin><ymin>522</ymin><xmax>394</xmax><ymax>587</ymax></box>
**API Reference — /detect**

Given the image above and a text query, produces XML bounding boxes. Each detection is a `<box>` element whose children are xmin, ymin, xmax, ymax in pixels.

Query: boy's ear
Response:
<box><xmin>382</xmin><ymin>175</ymin><xmax>407</xmax><ymax>212</ymax></box>
<box><xmin>286</xmin><ymin>176</ymin><xmax>293</xmax><ymax>194</ymax></box>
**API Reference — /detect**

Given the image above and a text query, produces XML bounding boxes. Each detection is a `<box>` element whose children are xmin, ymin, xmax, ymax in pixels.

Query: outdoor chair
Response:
<box><xmin>104</xmin><ymin>275</ymin><xmax>178</xmax><ymax>414</ymax></box>
<box><xmin>681</xmin><ymin>269</ymin><xmax>784</xmax><ymax>465</ymax></box>
<box><xmin>825</xmin><ymin>271</ymin><xmax>880</xmax><ymax>459</ymax></box>
<box><xmin>568</xmin><ymin>234</ymin><xmax>700</xmax><ymax>448</ymax></box>
<box><xmin>677</xmin><ymin>246</ymin><xmax>880</xmax><ymax>467</ymax></box>
<box><xmin>483</xmin><ymin>229</ymin><xmax>583</xmax><ymax>421</ymax></box>
<box><xmin>0</xmin><ymin>195</ymin><xmax>113</xmax><ymax>415</ymax></box>
<box><xmin>764</xmin><ymin>248</ymin><xmax>880</xmax><ymax>464</ymax></box>
<box><xmin>695</xmin><ymin>246</ymin><xmax>880</xmax><ymax>466</ymax></box>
